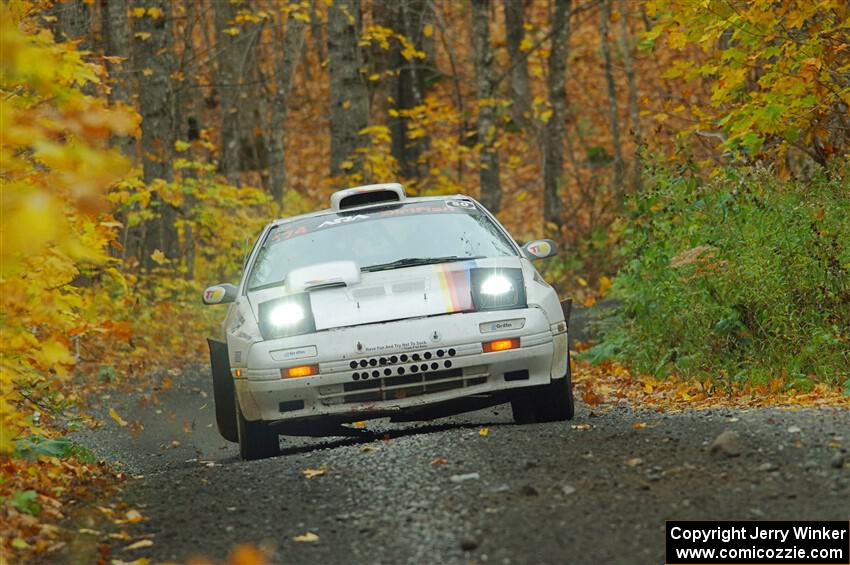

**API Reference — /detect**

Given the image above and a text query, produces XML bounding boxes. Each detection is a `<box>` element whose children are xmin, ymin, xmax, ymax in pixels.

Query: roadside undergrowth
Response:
<box><xmin>573</xmin><ymin>343</ymin><xmax>850</xmax><ymax>413</ymax></box>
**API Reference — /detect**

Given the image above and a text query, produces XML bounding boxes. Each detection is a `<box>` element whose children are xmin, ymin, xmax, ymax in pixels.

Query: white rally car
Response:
<box><xmin>205</xmin><ymin>183</ymin><xmax>574</xmax><ymax>459</ymax></box>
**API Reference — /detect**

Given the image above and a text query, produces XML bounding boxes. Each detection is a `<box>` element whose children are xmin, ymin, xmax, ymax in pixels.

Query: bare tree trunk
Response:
<box><xmin>617</xmin><ymin>0</ymin><xmax>642</xmax><ymax>191</ymax></box>
<box><xmin>101</xmin><ymin>0</ymin><xmax>134</xmax><ymax>156</ymax></box>
<box><xmin>599</xmin><ymin>0</ymin><xmax>624</xmax><ymax>192</ymax></box>
<box><xmin>503</xmin><ymin>0</ymin><xmax>531</xmax><ymax>128</ymax></box>
<box><xmin>328</xmin><ymin>0</ymin><xmax>369</xmax><ymax>177</ymax></box>
<box><xmin>270</xmin><ymin>1</ymin><xmax>306</xmax><ymax>205</ymax></box>
<box><xmin>49</xmin><ymin>0</ymin><xmax>91</xmax><ymax>45</ymax></box>
<box><xmin>132</xmin><ymin>0</ymin><xmax>179</xmax><ymax>266</ymax></box>
<box><xmin>215</xmin><ymin>0</ymin><xmax>241</xmax><ymax>185</ymax></box>
<box><xmin>374</xmin><ymin>0</ymin><xmax>432</xmax><ymax>179</ymax></box>
<box><xmin>310</xmin><ymin>3</ymin><xmax>327</xmax><ymax>64</ymax></box>
<box><xmin>430</xmin><ymin>0</ymin><xmax>467</xmax><ymax>182</ymax></box>
<box><xmin>215</xmin><ymin>0</ymin><xmax>268</xmax><ymax>186</ymax></box>
<box><xmin>471</xmin><ymin>0</ymin><xmax>502</xmax><ymax>213</ymax></box>
<box><xmin>542</xmin><ymin>0</ymin><xmax>571</xmax><ymax>232</ymax></box>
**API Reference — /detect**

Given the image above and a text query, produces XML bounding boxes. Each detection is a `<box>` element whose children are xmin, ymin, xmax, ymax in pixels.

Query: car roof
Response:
<box><xmin>268</xmin><ymin>194</ymin><xmax>478</xmax><ymax>229</ymax></box>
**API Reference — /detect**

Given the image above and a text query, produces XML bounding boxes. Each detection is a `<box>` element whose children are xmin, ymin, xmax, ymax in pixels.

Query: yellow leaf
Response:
<box><xmin>125</xmin><ymin>509</ymin><xmax>143</xmax><ymax>523</ymax></box>
<box><xmin>423</xmin><ymin>24</ymin><xmax>433</xmax><ymax>38</ymax></box>
<box><xmin>340</xmin><ymin>160</ymin><xmax>354</xmax><ymax>170</ymax></box>
<box><xmin>150</xmin><ymin>249</ymin><xmax>167</xmax><ymax>265</ymax></box>
<box><xmin>302</xmin><ymin>468</ymin><xmax>326</xmax><ymax>479</ymax></box>
<box><xmin>134</xmin><ymin>32</ymin><xmax>151</xmax><ymax>41</ymax></box>
<box><xmin>131</xmin><ymin>7</ymin><xmax>146</xmax><ymax>17</ymax></box>
<box><xmin>146</xmin><ymin>7</ymin><xmax>163</xmax><ymax>19</ymax></box>
<box><xmin>520</xmin><ymin>37</ymin><xmax>533</xmax><ymax>52</ymax></box>
<box><xmin>109</xmin><ymin>408</ymin><xmax>128</xmax><ymax>427</ymax></box>
<box><xmin>627</xmin><ymin>457</ymin><xmax>643</xmax><ymax>467</ymax></box>
<box><xmin>142</xmin><ymin>68</ymin><xmax>153</xmax><ymax>77</ymax></box>
<box><xmin>478</xmin><ymin>427</ymin><xmax>489</xmax><ymax>437</ymax></box>
<box><xmin>293</xmin><ymin>532</ymin><xmax>320</xmax><ymax>543</ymax></box>
<box><xmin>368</xmin><ymin>73</ymin><xmax>380</xmax><ymax>81</ymax></box>
<box><xmin>224</xmin><ymin>27</ymin><xmax>240</xmax><ymax>36</ymax></box>
<box><xmin>125</xmin><ymin>539</ymin><xmax>154</xmax><ymax>550</ymax></box>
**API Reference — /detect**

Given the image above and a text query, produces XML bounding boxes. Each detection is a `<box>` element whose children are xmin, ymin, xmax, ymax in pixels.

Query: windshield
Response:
<box><xmin>247</xmin><ymin>200</ymin><xmax>518</xmax><ymax>290</ymax></box>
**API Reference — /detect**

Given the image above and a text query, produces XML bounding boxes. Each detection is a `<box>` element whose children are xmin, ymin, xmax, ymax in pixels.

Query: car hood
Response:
<box><xmin>246</xmin><ymin>256</ymin><xmax>523</xmax><ymax>332</ymax></box>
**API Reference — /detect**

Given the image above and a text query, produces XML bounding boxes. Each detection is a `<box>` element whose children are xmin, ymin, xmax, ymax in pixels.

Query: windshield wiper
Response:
<box><xmin>248</xmin><ymin>279</ymin><xmax>287</xmax><ymax>292</ymax></box>
<box><xmin>361</xmin><ymin>255</ymin><xmax>483</xmax><ymax>273</ymax></box>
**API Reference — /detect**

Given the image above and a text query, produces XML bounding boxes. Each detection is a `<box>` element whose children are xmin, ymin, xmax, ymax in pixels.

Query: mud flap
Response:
<box><xmin>560</xmin><ymin>298</ymin><xmax>574</xmax><ymax>352</ymax></box>
<box><xmin>208</xmin><ymin>339</ymin><xmax>238</xmax><ymax>442</ymax></box>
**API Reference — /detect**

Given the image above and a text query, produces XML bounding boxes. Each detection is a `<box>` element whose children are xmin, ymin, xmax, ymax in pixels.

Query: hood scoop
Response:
<box><xmin>286</xmin><ymin>261</ymin><xmax>361</xmax><ymax>292</ymax></box>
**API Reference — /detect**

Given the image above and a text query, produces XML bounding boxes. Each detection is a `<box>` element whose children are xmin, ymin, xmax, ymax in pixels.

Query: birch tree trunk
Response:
<box><xmin>270</xmin><ymin>1</ymin><xmax>306</xmax><ymax>205</ymax></box>
<box><xmin>471</xmin><ymin>0</ymin><xmax>502</xmax><ymax>213</ymax></box>
<box><xmin>328</xmin><ymin>0</ymin><xmax>369</xmax><ymax>177</ymax></box>
<box><xmin>503</xmin><ymin>0</ymin><xmax>531</xmax><ymax>128</ymax></box>
<box><xmin>599</xmin><ymin>0</ymin><xmax>624</xmax><ymax>192</ymax></box>
<box><xmin>132</xmin><ymin>0</ymin><xmax>180</xmax><ymax>265</ymax></box>
<box><xmin>542</xmin><ymin>0</ymin><xmax>571</xmax><ymax>231</ymax></box>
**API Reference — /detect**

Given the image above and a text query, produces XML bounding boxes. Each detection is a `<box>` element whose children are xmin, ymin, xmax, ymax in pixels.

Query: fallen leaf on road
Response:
<box><xmin>627</xmin><ymin>457</ymin><xmax>643</xmax><ymax>467</ymax></box>
<box><xmin>571</xmin><ymin>423</ymin><xmax>591</xmax><ymax>430</ymax></box>
<box><xmin>293</xmin><ymin>532</ymin><xmax>320</xmax><ymax>543</ymax></box>
<box><xmin>360</xmin><ymin>445</ymin><xmax>379</xmax><ymax>452</ymax></box>
<box><xmin>111</xmin><ymin>559</ymin><xmax>150</xmax><ymax>565</ymax></box>
<box><xmin>633</xmin><ymin>422</ymin><xmax>648</xmax><ymax>429</ymax></box>
<box><xmin>124</xmin><ymin>539</ymin><xmax>154</xmax><ymax>550</ymax></box>
<box><xmin>302</xmin><ymin>468</ymin><xmax>327</xmax><ymax>479</ymax></box>
<box><xmin>78</xmin><ymin>528</ymin><xmax>101</xmax><ymax>535</ymax></box>
<box><xmin>109</xmin><ymin>408</ymin><xmax>128</xmax><ymax>427</ymax></box>
<box><xmin>182</xmin><ymin>420</ymin><xmax>193</xmax><ymax>433</ymax></box>
<box><xmin>478</xmin><ymin>427</ymin><xmax>489</xmax><ymax>437</ymax></box>
<box><xmin>431</xmin><ymin>457</ymin><xmax>447</xmax><ymax>465</ymax></box>
<box><xmin>353</xmin><ymin>421</ymin><xmax>365</xmax><ymax>428</ymax></box>
<box><xmin>582</xmin><ymin>389</ymin><xmax>603</xmax><ymax>406</ymax></box>
<box><xmin>449</xmin><ymin>472</ymin><xmax>480</xmax><ymax>483</ymax></box>
<box><xmin>229</xmin><ymin>544</ymin><xmax>269</xmax><ymax>564</ymax></box>
<box><xmin>125</xmin><ymin>509</ymin><xmax>143</xmax><ymax>523</ymax></box>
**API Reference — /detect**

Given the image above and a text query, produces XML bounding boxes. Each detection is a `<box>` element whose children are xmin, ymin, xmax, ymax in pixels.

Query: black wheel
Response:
<box><xmin>511</xmin><ymin>354</ymin><xmax>575</xmax><ymax>424</ymax></box>
<box><xmin>235</xmin><ymin>397</ymin><xmax>280</xmax><ymax>460</ymax></box>
<box><xmin>534</xmin><ymin>357</ymin><xmax>575</xmax><ymax>422</ymax></box>
<box><xmin>208</xmin><ymin>339</ymin><xmax>238</xmax><ymax>442</ymax></box>
<box><xmin>511</xmin><ymin>389</ymin><xmax>538</xmax><ymax>424</ymax></box>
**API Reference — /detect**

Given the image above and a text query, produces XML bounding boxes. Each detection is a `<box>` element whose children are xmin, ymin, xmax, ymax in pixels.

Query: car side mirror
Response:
<box><xmin>522</xmin><ymin>239</ymin><xmax>557</xmax><ymax>260</ymax></box>
<box><xmin>203</xmin><ymin>283</ymin><xmax>238</xmax><ymax>305</ymax></box>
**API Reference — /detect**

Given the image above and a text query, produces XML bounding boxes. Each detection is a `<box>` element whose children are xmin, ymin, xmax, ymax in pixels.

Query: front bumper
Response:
<box><xmin>233</xmin><ymin>307</ymin><xmax>567</xmax><ymax>422</ymax></box>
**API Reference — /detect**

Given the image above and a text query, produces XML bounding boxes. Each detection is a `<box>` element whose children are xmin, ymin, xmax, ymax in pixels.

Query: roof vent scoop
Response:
<box><xmin>331</xmin><ymin>183</ymin><xmax>406</xmax><ymax>211</ymax></box>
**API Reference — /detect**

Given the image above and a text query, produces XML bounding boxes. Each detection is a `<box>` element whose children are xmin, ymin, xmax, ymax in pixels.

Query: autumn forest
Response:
<box><xmin>2</xmin><ymin>0</ymin><xmax>849</xmax><ymax>561</ymax></box>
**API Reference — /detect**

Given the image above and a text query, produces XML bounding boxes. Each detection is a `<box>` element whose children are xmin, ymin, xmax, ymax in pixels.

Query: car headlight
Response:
<box><xmin>480</xmin><ymin>275</ymin><xmax>513</xmax><ymax>296</ymax></box>
<box><xmin>471</xmin><ymin>268</ymin><xmax>526</xmax><ymax>310</ymax></box>
<box><xmin>268</xmin><ymin>303</ymin><xmax>305</xmax><ymax>327</ymax></box>
<box><xmin>257</xmin><ymin>293</ymin><xmax>316</xmax><ymax>340</ymax></box>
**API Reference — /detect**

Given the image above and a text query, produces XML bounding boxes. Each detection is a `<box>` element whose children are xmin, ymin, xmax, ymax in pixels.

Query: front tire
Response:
<box><xmin>236</xmin><ymin>398</ymin><xmax>280</xmax><ymax>460</ymax></box>
<box><xmin>511</xmin><ymin>353</ymin><xmax>575</xmax><ymax>424</ymax></box>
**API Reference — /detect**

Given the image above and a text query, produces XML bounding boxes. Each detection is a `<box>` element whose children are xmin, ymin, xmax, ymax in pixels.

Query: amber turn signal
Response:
<box><xmin>282</xmin><ymin>364</ymin><xmax>319</xmax><ymax>378</ymax></box>
<box><xmin>482</xmin><ymin>338</ymin><xmax>520</xmax><ymax>353</ymax></box>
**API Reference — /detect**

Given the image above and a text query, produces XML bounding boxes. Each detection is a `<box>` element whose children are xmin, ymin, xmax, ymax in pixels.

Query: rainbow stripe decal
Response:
<box><xmin>436</xmin><ymin>262</ymin><xmax>475</xmax><ymax>312</ymax></box>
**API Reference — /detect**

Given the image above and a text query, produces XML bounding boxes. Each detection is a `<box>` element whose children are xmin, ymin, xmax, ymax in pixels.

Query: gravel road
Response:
<box><xmin>57</xmin><ymin>369</ymin><xmax>849</xmax><ymax>565</ymax></box>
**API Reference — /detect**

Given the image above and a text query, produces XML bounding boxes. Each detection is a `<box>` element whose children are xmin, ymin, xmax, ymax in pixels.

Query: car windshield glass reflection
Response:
<box><xmin>247</xmin><ymin>201</ymin><xmax>517</xmax><ymax>290</ymax></box>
